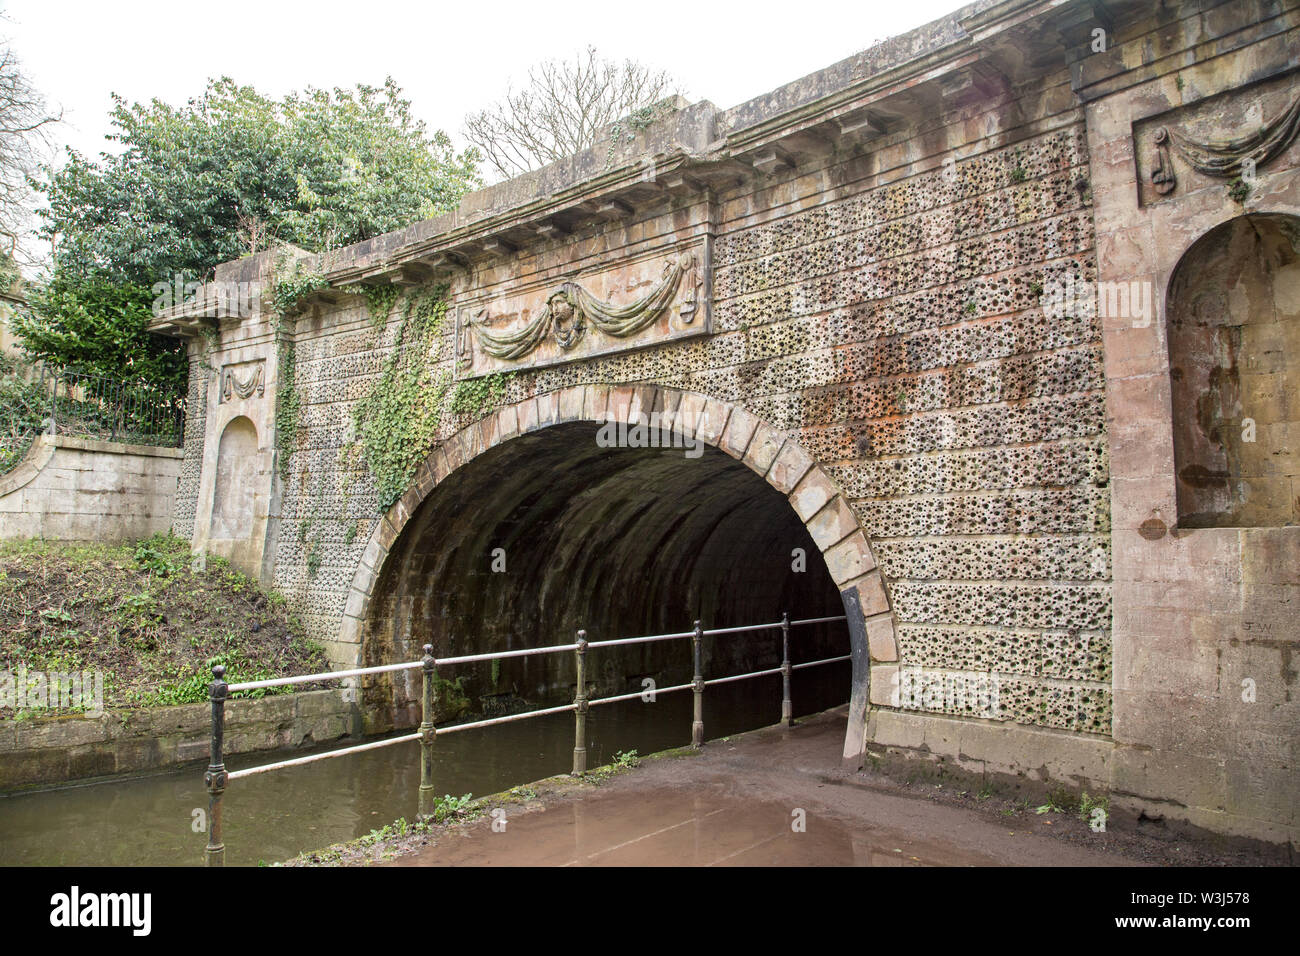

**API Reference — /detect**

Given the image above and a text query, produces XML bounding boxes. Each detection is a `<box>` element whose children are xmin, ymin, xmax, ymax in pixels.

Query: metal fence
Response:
<box><xmin>202</xmin><ymin>612</ymin><xmax>850</xmax><ymax>866</ymax></box>
<box><xmin>37</xmin><ymin>365</ymin><xmax>185</xmax><ymax>447</ymax></box>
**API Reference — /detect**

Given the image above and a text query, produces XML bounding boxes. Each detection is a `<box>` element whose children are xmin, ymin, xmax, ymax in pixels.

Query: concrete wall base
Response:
<box><xmin>0</xmin><ymin>688</ymin><xmax>360</xmax><ymax>791</ymax></box>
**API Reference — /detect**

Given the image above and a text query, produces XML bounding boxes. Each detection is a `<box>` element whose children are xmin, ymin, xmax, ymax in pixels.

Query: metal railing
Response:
<box><xmin>37</xmin><ymin>365</ymin><xmax>184</xmax><ymax>447</ymax></box>
<box><xmin>202</xmin><ymin>612</ymin><xmax>849</xmax><ymax>866</ymax></box>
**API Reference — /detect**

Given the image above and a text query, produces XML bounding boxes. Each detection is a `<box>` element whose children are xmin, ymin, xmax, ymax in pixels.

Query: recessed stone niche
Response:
<box><xmin>1168</xmin><ymin>213</ymin><xmax>1300</xmax><ymax>528</ymax></box>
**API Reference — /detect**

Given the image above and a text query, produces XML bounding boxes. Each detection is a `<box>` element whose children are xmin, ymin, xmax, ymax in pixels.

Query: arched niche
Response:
<box><xmin>1167</xmin><ymin>213</ymin><xmax>1300</xmax><ymax>528</ymax></box>
<box><xmin>210</xmin><ymin>416</ymin><xmax>259</xmax><ymax>541</ymax></box>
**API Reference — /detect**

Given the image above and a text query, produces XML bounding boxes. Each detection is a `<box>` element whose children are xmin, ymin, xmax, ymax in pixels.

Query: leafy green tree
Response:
<box><xmin>37</xmin><ymin>76</ymin><xmax>480</xmax><ymax>285</ymax></box>
<box><xmin>11</xmin><ymin>274</ymin><xmax>182</xmax><ymax>389</ymax></box>
<box><xmin>20</xmin><ymin>76</ymin><xmax>479</xmax><ymax>392</ymax></box>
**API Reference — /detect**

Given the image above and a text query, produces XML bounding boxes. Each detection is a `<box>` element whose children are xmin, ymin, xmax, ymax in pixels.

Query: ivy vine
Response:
<box><xmin>275</xmin><ymin>342</ymin><xmax>300</xmax><ymax>479</ymax></box>
<box><xmin>449</xmin><ymin>370</ymin><xmax>513</xmax><ymax>417</ymax></box>
<box><xmin>362</xmin><ymin>282</ymin><xmax>403</xmax><ymax>331</ymax></box>
<box><xmin>351</xmin><ymin>283</ymin><xmax>518</xmax><ymax>512</ymax></box>
<box><xmin>352</xmin><ymin>284</ymin><xmax>454</xmax><ymax>510</ymax></box>
<box><xmin>305</xmin><ymin>540</ymin><xmax>322</xmax><ymax>579</ymax></box>
<box><xmin>604</xmin><ymin>97</ymin><xmax>677</xmax><ymax>170</ymax></box>
<box><xmin>271</xmin><ymin>255</ymin><xmax>329</xmax><ymax>316</ymax></box>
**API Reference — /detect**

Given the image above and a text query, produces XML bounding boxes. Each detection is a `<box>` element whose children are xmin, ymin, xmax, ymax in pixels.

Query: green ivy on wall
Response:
<box><xmin>448</xmin><ymin>370</ymin><xmax>512</xmax><ymax>418</ymax></box>
<box><xmin>305</xmin><ymin>539</ymin><xmax>322</xmax><ymax>579</ymax></box>
<box><xmin>604</xmin><ymin>97</ymin><xmax>677</xmax><ymax>170</ymax></box>
<box><xmin>270</xmin><ymin>257</ymin><xmax>329</xmax><ymax>316</ymax></box>
<box><xmin>275</xmin><ymin>340</ymin><xmax>300</xmax><ymax>479</ymax></box>
<box><xmin>351</xmin><ymin>283</ymin><xmax>517</xmax><ymax>512</ymax></box>
<box><xmin>362</xmin><ymin>283</ymin><xmax>403</xmax><ymax>331</ymax></box>
<box><xmin>353</xmin><ymin>284</ymin><xmax>454</xmax><ymax>510</ymax></box>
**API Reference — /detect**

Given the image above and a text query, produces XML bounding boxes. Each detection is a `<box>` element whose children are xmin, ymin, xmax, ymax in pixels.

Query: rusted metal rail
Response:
<box><xmin>203</xmin><ymin>612</ymin><xmax>848</xmax><ymax>865</ymax></box>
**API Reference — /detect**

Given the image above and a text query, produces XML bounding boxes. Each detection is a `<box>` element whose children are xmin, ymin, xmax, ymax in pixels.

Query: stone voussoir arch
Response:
<box><xmin>340</xmin><ymin>382</ymin><xmax>898</xmax><ymax>763</ymax></box>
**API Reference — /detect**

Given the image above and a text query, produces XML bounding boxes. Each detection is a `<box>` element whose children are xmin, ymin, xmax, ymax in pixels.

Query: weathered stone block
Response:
<box><xmin>557</xmin><ymin>386</ymin><xmax>585</xmax><ymax>423</ymax></box>
<box><xmin>823</xmin><ymin>536</ymin><xmax>875</xmax><ymax>587</ymax></box>
<box><xmin>582</xmin><ymin>385</ymin><xmax>610</xmax><ymax>423</ymax></box>
<box><xmin>696</xmin><ymin>399</ymin><xmax>731</xmax><ymax>446</ymax></box>
<box><xmin>806</xmin><ymin>496</ymin><xmax>858</xmax><ymax>550</ymax></box>
<box><xmin>742</xmin><ymin>423</ymin><xmax>783</xmax><ymax>475</ymax></box>
<box><xmin>675</xmin><ymin>392</ymin><xmax>706</xmax><ymax>436</ymax></box>
<box><xmin>789</xmin><ymin>469</ymin><xmax>836</xmax><ymax>522</ymax></box>
<box><xmin>870</xmin><ymin>665</ymin><xmax>900</xmax><ymax>706</ymax></box>
<box><xmin>517</xmin><ymin>397</ymin><xmax>540</xmax><ymax>433</ymax></box>
<box><xmin>866</xmin><ymin>613</ymin><xmax>898</xmax><ymax>662</ymax></box>
<box><xmin>767</xmin><ymin>441</ymin><xmax>814</xmax><ymax>495</ymax></box>
<box><xmin>718</xmin><ymin>407</ymin><xmax>758</xmax><ymax>459</ymax></box>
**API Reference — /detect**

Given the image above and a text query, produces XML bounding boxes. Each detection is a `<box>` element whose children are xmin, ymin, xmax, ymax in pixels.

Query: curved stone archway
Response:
<box><xmin>340</xmin><ymin>384</ymin><xmax>897</xmax><ymax>762</ymax></box>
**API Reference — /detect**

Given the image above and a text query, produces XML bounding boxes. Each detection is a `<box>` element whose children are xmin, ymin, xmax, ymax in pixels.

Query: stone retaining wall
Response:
<box><xmin>0</xmin><ymin>688</ymin><xmax>359</xmax><ymax>791</ymax></box>
<box><xmin>0</xmin><ymin>435</ymin><xmax>182</xmax><ymax>542</ymax></box>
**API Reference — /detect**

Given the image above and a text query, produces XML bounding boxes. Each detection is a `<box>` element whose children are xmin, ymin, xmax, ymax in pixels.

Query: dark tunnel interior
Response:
<box><xmin>362</xmin><ymin>421</ymin><xmax>849</xmax><ymax>729</ymax></box>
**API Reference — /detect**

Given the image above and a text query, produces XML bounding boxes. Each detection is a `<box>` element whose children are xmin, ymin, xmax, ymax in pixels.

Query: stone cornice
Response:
<box><xmin>155</xmin><ymin>0</ymin><xmax>1115</xmax><ymax>337</ymax></box>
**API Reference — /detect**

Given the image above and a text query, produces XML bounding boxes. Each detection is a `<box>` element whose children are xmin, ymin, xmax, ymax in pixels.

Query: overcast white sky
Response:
<box><xmin>6</xmin><ymin>0</ymin><xmax>968</xmax><ymax>163</ymax></box>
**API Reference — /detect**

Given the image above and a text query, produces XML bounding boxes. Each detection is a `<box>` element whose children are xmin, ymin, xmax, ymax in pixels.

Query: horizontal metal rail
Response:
<box><xmin>437</xmin><ymin>643</ymin><xmax>579</xmax><ymax>667</ymax></box>
<box><xmin>224</xmin><ymin>618</ymin><xmax>847</xmax><ymax>692</ymax></box>
<box><xmin>226</xmin><ymin>660</ymin><xmax>420</xmax><ymax>693</ymax></box>
<box><xmin>227</xmin><ymin>732</ymin><xmax>421</xmax><ymax>781</ymax></box>
<box><xmin>793</xmin><ymin>654</ymin><xmax>851</xmax><ymax>670</ymax></box>
<box><xmin>705</xmin><ymin>666</ymin><xmax>786</xmax><ymax>686</ymax></box>
<box><xmin>222</xmin><ymin>656</ymin><xmax>855</xmax><ymax>782</ymax></box>
<box><xmin>588</xmin><ymin>681</ymin><xmax>695</xmax><ymax>706</ymax></box>
<box><xmin>436</xmin><ymin>701</ymin><xmax>577</xmax><ymax>734</ymax></box>
<box><xmin>202</xmin><ymin>611</ymin><xmax>852</xmax><ymax>865</ymax></box>
<box><xmin>789</xmin><ymin>615</ymin><xmax>849</xmax><ymax>627</ymax></box>
<box><xmin>586</xmin><ymin>631</ymin><xmax>695</xmax><ymax>650</ymax></box>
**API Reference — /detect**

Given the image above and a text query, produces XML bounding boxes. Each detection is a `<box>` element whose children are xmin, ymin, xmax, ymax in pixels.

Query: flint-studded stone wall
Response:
<box><xmin>171</xmin><ymin>352</ymin><xmax>210</xmax><ymax>542</ymax></box>
<box><xmin>707</xmin><ymin>122</ymin><xmax>1111</xmax><ymax>736</ymax></box>
<box><xmin>160</xmin><ymin>0</ymin><xmax>1300</xmax><ymax>850</ymax></box>
<box><xmin>267</xmin><ymin>69</ymin><xmax>1112</xmax><ymax>738</ymax></box>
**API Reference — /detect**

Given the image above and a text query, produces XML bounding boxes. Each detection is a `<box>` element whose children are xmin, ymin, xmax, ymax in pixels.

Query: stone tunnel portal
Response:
<box><xmin>362</xmin><ymin>419</ymin><xmax>851</xmax><ymax>735</ymax></box>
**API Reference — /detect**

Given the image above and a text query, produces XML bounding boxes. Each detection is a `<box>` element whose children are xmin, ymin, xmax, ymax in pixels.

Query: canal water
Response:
<box><xmin>0</xmin><ymin>662</ymin><xmax>849</xmax><ymax>866</ymax></box>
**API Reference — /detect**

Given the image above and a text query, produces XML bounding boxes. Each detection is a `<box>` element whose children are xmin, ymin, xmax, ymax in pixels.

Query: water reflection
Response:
<box><xmin>0</xmin><ymin>664</ymin><xmax>849</xmax><ymax>866</ymax></box>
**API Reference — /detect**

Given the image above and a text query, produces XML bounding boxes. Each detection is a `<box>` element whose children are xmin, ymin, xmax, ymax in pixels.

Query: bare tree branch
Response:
<box><xmin>0</xmin><ymin>29</ymin><xmax>60</xmax><ymax>275</ymax></box>
<box><xmin>463</xmin><ymin>46</ymin><xmax>680</xmax><ymax>181</ymax></box>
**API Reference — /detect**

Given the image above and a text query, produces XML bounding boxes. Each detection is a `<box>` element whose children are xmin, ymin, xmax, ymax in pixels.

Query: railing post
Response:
<box><xmin>418</xmin><ymin>644</ymin><xmax>438</xmax><ymax>819</ymax></box>
<box><xmin>572</xmin><ymin>630</ymin><xmax>588</xmax><ymax>775</ymax></box>
<box><xmin>780</xmin><ymin>611</ymin><xmax>793</xmax><ymax>727</ymax></box>
<box><xmin>204</xmin><ymin>664</ymin><xmax>228</xmax><ymax>867</ymax></box>
<box><xmin>46</xmin><ymin>367</ymin><xmax>57</xmax><ymax>436</ymax></box>
<box><xmin>691</xmin><ymin>620</ymin><xmax>704</xmax><ymax>748</ymax></box>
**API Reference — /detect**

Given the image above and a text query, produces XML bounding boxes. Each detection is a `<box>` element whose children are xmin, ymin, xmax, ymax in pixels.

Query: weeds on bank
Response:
<box><xmin>0</xmin><ymin>533</ymin><xmax>328</xmax><ymax>714</ymax></box>
<box><xmin>285</xmin><ymin>794</ymin><xmax>481</xmax><ymax>866</ymax></box>
<box><xmin>584</xmin><ymin>749</ymin><xmax>640</xmax><ymax>783</ymax></box>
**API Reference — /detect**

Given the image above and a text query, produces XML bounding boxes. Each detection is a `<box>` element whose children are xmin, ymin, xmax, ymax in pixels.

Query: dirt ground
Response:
<box><xmin>0</xmin><ymin>535</ymin><xmax>329</xmax><ymax>711</ymax></box>
<box><xmin>292</xmin><ymin>706</ymin><xmax>1287</xmax><ymax>867</ymax></box>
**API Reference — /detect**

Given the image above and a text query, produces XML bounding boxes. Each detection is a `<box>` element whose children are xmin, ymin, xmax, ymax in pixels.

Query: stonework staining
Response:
<box><xmin>1167</xmin><ymin>213</ymin><xmax>1300</xmax><ymax>528</ymax></box>
<box><xmin>150</xmin><ymin>0</ymin><xmax>1300</xmax><ymax>849</ymax></box>
<box><xmin>462</xmin><ymin>251</ymin><xmax>704</xmax><ymax>373</ymax></box>
<box><xmin>220</xmin><ymin>360</ymin><xmax>265</xmax><ymax>403</ymax></box>
<box><xmin>1165</xmin><ymin>90</ymin><xmax>1300</xmax><ymax>182</ymax></box>
<box><xmin>210</xmin><ymin>417</ymin><xmax>258</xmax><ymax>540</ymax></box>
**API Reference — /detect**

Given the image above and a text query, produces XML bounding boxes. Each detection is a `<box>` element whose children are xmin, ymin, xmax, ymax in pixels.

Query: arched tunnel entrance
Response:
<box><xmin>362</xmin><ymin>415</ymin><xmax>853</xmax><ymax>742</ymax></box>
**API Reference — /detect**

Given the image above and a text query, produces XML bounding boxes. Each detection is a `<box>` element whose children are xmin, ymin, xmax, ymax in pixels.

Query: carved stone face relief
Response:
<box><xmin>549</xmin><ymin>292</ymin><xmax>584</xmax><ymax>350</ymax></box>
